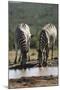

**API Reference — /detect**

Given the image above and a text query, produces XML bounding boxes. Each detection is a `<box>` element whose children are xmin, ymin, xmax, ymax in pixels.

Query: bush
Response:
<box><xmin>30</xmin><ymin>36</ymin><xmax>39</xmax><ymax>49</ymax></box>
<box><xmin>9</xmin><ymin>30</ymin><xmax>14</xmax><ymax>50</ymax></box>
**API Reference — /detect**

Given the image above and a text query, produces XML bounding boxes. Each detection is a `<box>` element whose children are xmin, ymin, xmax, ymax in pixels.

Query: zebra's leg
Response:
<box><xmin>28</xmin><ymin>55</ymin><xmax>30</xmax><ymax>61</ymax></box>
<box><xmin>14</xmin><ymin>43</ymin><xmax>18</xmax><ymax>64</ymax></box>
<box><xmin>42</xmin><ymin>52</ymin><xmax>48</xmax><ymax>67</ymax></box>
<box><xmin>46</xmin><ymin>50</ymin><xmax>48</xmax><ymax>64</ymax></box>
<box><xmin>27</xmin><ymin>42</ymin><xmax>30</xmax><ymax>62</ymax></box>
<box><xmin>21</xmin><ymin>52</ymin><xmax>27</xmax><ymax>65</ymax></box>
<box><xmin>42</xmin><ymin>47</ymin><xmax>48</xmax><ymax>67</ymax></box>
<box><xmin>14</xmin><ymin>51</ymin><xmax>18</xmax><ymax>64</ymax></box>
<box><xmin>38</xmin><ymin>49</ymin><xmax>42</xmax><ymax>67</ymax></box>
<box><xmin>27</xmin><ymin>52</ymin><xmax>30</xmax><ymax>62</ymax></box>
<box><xmin>28</xmin><ymin>49</ymin><xmax>30</xmax><ymax>62</ymax></box>
<box><xmin>18</xmin><ymin>50</ymin><xmax>22</xmax><ymax>64</ymax></box>
<box><xmin>51</xmin><ymin>42</ymin><xmax>53</xmax><ymax>60</ymax></box>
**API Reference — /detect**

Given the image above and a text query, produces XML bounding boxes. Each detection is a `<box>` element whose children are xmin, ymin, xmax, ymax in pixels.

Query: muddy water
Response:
<box><xmin>9</xmin><ymin>67</ymin><xmax>58</xmax><ymax>79</ymax></box>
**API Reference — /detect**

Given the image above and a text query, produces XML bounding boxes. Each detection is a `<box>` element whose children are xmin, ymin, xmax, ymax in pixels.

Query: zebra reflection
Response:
<box><xmin>38</xmin><ymin>24</ymin><xmax>57</xmax><ymax>67</ymax></box>
<box><xmin>14</xmin><ymin>23</ymin><xmax>31</xmax><ymax>65</ymax></box>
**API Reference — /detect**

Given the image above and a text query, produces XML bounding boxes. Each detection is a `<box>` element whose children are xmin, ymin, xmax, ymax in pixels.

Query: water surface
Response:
<box><xmin>9</xmin><ymin>67</ymin><xmax>58</xmax><ymax>79</ymax></box>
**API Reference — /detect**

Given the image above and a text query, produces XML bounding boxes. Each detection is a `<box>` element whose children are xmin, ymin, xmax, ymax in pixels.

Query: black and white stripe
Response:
<box><xmin>39</xmin><ymin>30</ymin><xmax>48</xmax><ymax>51</ymax></box>
<box><xmin>14</xmin><ymin>23</ymin><xmax>31</xmax><ymax>65</ymax></box>
<box><xmin>15</xmin><ymin>27</ymin><xmax>28</xmax><ymax>53</ymax></box>
<box><xmin>38</xmin><ymin>30</ymin><xmax>48</xmax><ymax>66</ymax></box>
<box><xmin>38</xmin><ymin>24</ymin><xmax>57</xmax><ymax>67</ymax></box>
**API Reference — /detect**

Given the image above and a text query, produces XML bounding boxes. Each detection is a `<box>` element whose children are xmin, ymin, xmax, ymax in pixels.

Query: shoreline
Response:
<box><xmin>9</xmin><ymin>76</ymin><xmax>58</xmax><ymax>89</ymax></box>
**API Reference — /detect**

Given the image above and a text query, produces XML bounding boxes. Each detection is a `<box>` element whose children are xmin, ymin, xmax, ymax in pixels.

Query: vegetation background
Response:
<box><xmin>8</xmin><ymin>2</ymin><xmax>58</xmax><ymax>50</ymax></box>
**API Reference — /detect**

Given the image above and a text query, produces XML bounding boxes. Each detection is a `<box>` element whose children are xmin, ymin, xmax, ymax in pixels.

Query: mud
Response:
<box><xmin>9</xmin><ymin>76</ymin><xmax>58</xmax><ymax>89</ymax></box>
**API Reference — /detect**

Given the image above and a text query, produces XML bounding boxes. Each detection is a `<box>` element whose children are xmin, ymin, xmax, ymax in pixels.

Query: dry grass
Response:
<box><xmin>9</xmin><ymin>49</ymin><xmax>58</xmax><ymax>64</ymax></box>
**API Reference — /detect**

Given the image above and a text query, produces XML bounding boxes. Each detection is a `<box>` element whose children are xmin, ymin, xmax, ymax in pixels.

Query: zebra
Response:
<box><xmin>14</xmin><ymin>23</ymin><xmax>31</xmax><ymax>65</ymax></box>
<box><xmin>38</xmin><ymin>23</ymin><xmax>57</xmax><ymax>67</ymax></box>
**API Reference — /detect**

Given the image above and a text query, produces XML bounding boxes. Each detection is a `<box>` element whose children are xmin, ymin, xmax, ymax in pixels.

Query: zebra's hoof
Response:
<box><xmin>21</xmin><ymin>63</ymin><xmax>26</xmax><ymax>69</ymax></box>
<box><xmin>42</xmin><ymin>61</ymin><xmax>47</xmax><ymax>67</ymax></box>
<box><xmin>20</xmin><ymin>60</ymin><xmax>27</xmax><ymax>68</ymax></box>
<box><xmin>39</xmin><ymin>63</ymin><xmax>42</xmax><ymax>67</ymax></box>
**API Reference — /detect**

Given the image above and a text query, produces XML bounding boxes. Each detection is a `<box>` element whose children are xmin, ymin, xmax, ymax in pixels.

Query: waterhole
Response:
<box><xmin>9</xmin><ymin>67</ymin><xmax>58</xmax><ymax>79</ymax></box>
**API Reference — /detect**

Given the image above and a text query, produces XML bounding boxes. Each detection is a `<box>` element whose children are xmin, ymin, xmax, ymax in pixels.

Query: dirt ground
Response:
<box><xmin>9</xmin><ymin>49</ymin><xmax>58</xmax><ymax>65</ymax></box>
<box><xmin>9</xmin><ymin>76</ymin><xmax>58</xmax><ymax>89</ymax></box>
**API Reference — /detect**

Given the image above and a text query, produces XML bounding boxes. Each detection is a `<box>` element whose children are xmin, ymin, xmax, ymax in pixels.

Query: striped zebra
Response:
<box><xmin>14</xmin><ymin>23</ymin><xmax>31</xmax><ymax>65</ymax></box>
<box><xmin>38</xmin><ymin>23</ymin><xmax>57</xmax><ymax>67</ymax></box>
